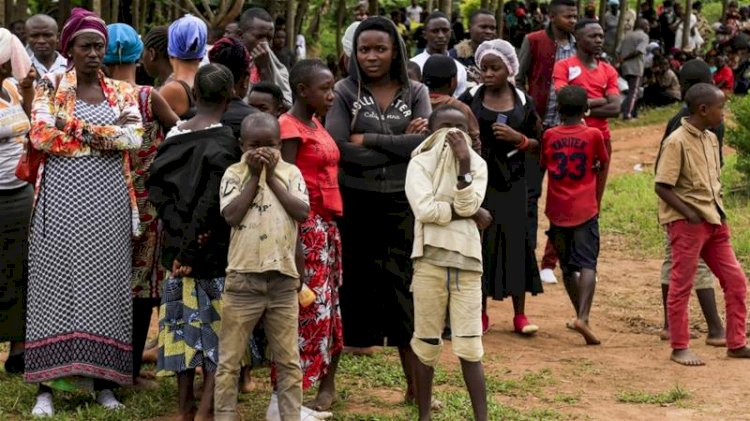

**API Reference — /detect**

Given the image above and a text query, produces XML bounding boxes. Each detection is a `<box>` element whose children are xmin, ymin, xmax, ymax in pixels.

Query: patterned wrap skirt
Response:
<box><xmin>157</xmin><ymin>275</ymin><xmax>224</xmax><ymax>375</ymax></box>
<box><xmin>272</xmin><ymin>213</ymin><xmax>343</xmax><ymax>390</ymax></box>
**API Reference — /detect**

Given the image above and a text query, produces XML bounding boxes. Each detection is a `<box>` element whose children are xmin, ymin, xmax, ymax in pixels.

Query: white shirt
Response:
<box><xmin>296</xmin><ymin>34</ymin><xmax>306</xmax><ymax>59</ymax></box>
<box><xmin>410</xmin><ymin>51</ymin><xmax>468</xmax><ymax>98</ymax></box>
<box><xmin>29</xmin><ymin>51</ymin><xmax>68</xmax><ymax>78</ymax></box>
<box><xmin>406</xmin><ymin>5</ymin><xmax>423</xmax><ymax>23</ymax></box>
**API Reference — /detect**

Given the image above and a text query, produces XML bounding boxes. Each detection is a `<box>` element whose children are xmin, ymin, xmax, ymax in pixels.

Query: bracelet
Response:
<box><xmin>517</xmin><ymin>135</ymin><xmax>530</xmax><ymax>151</ymax></box>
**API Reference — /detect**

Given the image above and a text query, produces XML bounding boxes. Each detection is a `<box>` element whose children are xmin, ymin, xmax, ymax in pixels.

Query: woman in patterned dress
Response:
<box><xmin>25</xmin><ymin>8</ymin><xmax>143</xmax><ymax>416</ymax></box>
<box><xmin>147</xmin><ymin>63</ymin><xmax>240</xmax><ymax>421</ymax></box>
<box><xmin>104</xmin><ymin>23</ymin><xmax>179</xmax><ymax>388</ymax></box>
<box><xmin>279</xmin><ymin>59</ymin><xmax>343</xmax><ymax>411</ymax></box>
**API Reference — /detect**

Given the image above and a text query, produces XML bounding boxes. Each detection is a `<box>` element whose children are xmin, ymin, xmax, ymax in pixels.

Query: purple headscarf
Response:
<box><xmin>60</xmin><ymin>8</ymin><xmax>108</xmax><ymax>57</ymax></box>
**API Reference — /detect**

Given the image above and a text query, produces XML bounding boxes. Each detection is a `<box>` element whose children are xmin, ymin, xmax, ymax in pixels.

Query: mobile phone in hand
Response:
<box><xmin>496</xmin><ymin>114</ymin><xmax>508</xmax><ymax>124</ymax></box>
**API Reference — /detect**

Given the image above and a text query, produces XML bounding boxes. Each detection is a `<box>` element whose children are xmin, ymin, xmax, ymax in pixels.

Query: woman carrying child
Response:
<box><xmin>459</xmin><ymin>39</ymin><xmax>543</xmax><ymax>336</ymax></box>
<box><xmin>148</xmin><ymin>63</ymin><xmax>241</xmax><ymax>421</ymax></box>
<box><xmin>279</xmin><ymin>59</ymin><xmax>342</xmax><ymax>411</ymax></box>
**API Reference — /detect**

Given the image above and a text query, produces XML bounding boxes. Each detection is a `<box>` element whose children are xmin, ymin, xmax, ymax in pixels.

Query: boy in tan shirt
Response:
<box><xmin>214</xmin><ymin>113</ymin><xmax>309</xmax><ymax>421</ymax></box>
<box><xmin>655</xmin><ymin>83</ymin><xmax>750</xmax><ymax>366</ymax></box>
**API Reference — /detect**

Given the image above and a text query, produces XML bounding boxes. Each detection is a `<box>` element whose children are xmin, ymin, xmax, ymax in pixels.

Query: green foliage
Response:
<box><xmin>460</xmin><ymin>0</ymin><xmax>484</xmax><ymax>28</ymax></box>
<box><xmin>616</xmin><ymin>385</ymin><xmax>690</xmax><ymax>405</ymax></box>
<box><xmin>601</xmin><ymin>151</ymin><xmax>750</xmax><ymax>264</ymax></box>
<box><xmin>728</xmin><ymin>94</ymin><xmax>750</xmax><ymax>188</ymax></box>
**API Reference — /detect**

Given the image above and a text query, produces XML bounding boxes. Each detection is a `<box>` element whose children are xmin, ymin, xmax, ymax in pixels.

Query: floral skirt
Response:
<box><xmin>157</xmin><ymin>275</ymin><xmax>224</xmax><ymax>375</ymax></box>
<box><xmin>272</xmin><ymin>213</ymin><xmax>344</xmax><ymax>390</ymax></box>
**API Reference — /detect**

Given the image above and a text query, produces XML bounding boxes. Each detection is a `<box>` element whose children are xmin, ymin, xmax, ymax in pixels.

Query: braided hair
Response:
<box><xmin>208</xmin><ymin>37</ymin><xmax>252</xmax><ymax>85</ymax></box>
<box><xmin>194</xmin><ymin>63</ymin><xmax>234</xmax><ymax>105</ymax></box>
<box><xmin>143</xmin><ymin>26</ymin><xmax>169</xmax><ymax>59</ymax></box>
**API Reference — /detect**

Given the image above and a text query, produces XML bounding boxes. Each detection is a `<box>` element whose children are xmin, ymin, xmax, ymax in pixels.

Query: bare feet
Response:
<box><xmin>566</xmin><ymin>317</ymin><xmax>576</xmax><ymax>330</ymax></box>
<box><xmin>670</xmin><ymin>349</ymin><xmax>705</xmax><ymax>366</ymax></box>
<box><xmin>705</xmin><ymin>337</ymin><xmax>727</xmax><ymax>347</ymax></box>
<box><xmin>308</xmin><ymin>389</ymin><xmax>336</xmax><ymax>411</ymax></box>
<box><xmin>405</xmin><ymin>394</ymin><xmax>443</xmax><ymax>411</ymax></box>
<box><xmin>727</xmin><ymin>346</ymin><xmax>750</xmax><ymax>358</ymax></box>
<box><xmin>573</xmin><ymin>319</ymin><xmax>601</xmax><ymax>345</ymax></box>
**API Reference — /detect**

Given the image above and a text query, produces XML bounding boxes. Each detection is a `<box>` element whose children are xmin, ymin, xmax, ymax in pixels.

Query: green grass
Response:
<box><xmin>600</xmin><ymin>153</ymin><xmax>750</xmax><ymax>263</ymax></box>
<box><xmin>616</xmin><ymin>385</ymin><xmax>690</xmax><ymax>405</ymax></box>
<box><xmin>610</xmin><ymin>103</ymin><xmax>682</xmax><ymax>130</ymax></box>
<box><xmin>0</xmin><ymin>368</ymin><xmax>178</xmax><ymax>420</ymax></box>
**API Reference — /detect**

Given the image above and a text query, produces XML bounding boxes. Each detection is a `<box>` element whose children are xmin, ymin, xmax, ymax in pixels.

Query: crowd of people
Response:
<box><xmin>1</xmin><ymin>1</ymin><xmax>750</xmax><ymax>421</ymax></box>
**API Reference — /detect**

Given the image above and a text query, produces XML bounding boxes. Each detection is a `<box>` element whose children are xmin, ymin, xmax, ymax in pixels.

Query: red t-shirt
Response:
<box><xmin>279</xmin><ymin>113</ymin><xmax>343</xmax><ymax>220</ymax></box>
<box><xmin>713</xmin><ymin>66</ymin><xmax>734</xmax><ymax>94</ymax></box>
<box><xmin>552</xmin><ymin>56</ymin><xmax>620</xmax><ymax>140</ymax></box>
<box><xmin>541</xmin><ymin>124</ymin><xmax>609</xmax><ymax>227</ymax></box>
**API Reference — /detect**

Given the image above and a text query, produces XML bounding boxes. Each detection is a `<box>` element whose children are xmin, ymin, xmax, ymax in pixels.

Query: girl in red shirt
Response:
<box><xmin>279</xmin><ymin>59</ymin><xmax>343</xmax><ymax>411</ymax></box>
<box><xmin>712</xmin><ymin>56</ymin><xmax>735</xmax><ymax>95</ymax></box>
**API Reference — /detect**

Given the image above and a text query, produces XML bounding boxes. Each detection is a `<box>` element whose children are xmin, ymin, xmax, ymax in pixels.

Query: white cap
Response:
<box><xmin>342</xmin><ymin>22</ymin><xmax>360</xmax><ymax>57</ymax></box>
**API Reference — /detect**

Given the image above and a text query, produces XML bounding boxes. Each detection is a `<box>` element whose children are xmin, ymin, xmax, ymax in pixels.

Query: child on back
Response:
<box><xmin>405</xmin><ymin>105</ymin><xmax>490</xmax><ymax>421</ymax></box>
<box><xmin>655</xmin><ymin>83</ymin><xmax>750</xmax><ymax>366</ymax></box>
<box><xmin>541</xmin><ymin>86</ymin><xmax>609</xmax><ymax>346</ymax></box>
<box><xmin>213</xmin><ymin>113</ymin><xmax>310</xmax><ymax>421</ymax></box>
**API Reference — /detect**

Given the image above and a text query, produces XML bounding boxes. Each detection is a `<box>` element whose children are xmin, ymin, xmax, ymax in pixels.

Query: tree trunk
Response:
<box><xmin>335</xmin><ymin>0</ymin><xmax>346</xmax><ymax>58</ymax></box>
<box><xmin>496</xmin><ymin>0</ymin><xmax>505</xmax><ymax>36</ymax></box>
<box><xmin>286</xmin><ymin>0</ymin><xmax>296</xmax><ymax>50</ymax></box>
<box><xmin>576</xmin><ymin>0</ymin><xmax>583</xmax><ymax>17</ymax></box>
<box><xmin>721</xmin><ymin>0</ymin><xmax>728</xmax><ymax>21</ymax></box>
<box><xmin>306</xmin><ymin>0</ymin><xmax>330</xmax><ymax>41</ymax></box>
<box><xmin>481</xmin><ymin>0</ymin><xmax>490</xmax><ymax>8</ymax></box>
<box><xmin>440</xmin><ymin>0</ymin><xmax>451</xmax><ymax>16</ymax></box>
<box><xmin>369</xmin><ymin>0</ymin><xmax>378</xmax><ymax>17</ymax></box>
<box><xmin>58</xmin><ymin>0</ymin><xmax>71</xmax><ymax>27</ymax></box>
<box><xmin>598</xmin><ymin>0</ymin><xmax>607</xmax><ymax>23</ymax></box>
<box><xmin>426</xmin><ymin>0</ymin><xmax>434</xmax><ymax>12</ymax></box>
<box><xmin>1</xmin><ymin>0</ymin><xmax>6</xmax><ymax>27</ymax></box>
<box><xmin>615</xmin><ymin>0</ymin><xmax>628</xmax><ymax>58</ymax></box>
<box><xmin>294</xmin><ymin>0</ymin><xmax>309</xmax><ymax>38</ymax></box>
<box><xmin>17</xmin><ymin>0</ymin><xmax>28</xmax><ymax>21</ymax></box>
<box><xmin>682</xmin><ymin>0</ymin><xmax>692</xmax><ymax>50</ymax></box>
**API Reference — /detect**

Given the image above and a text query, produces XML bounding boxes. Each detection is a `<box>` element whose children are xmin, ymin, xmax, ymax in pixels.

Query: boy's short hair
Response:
<box><xmin>428</xmin><ymin>104</ymin><xmax>465</xmax><ymax>130</ymax></box>
<box><xmin>557</xmin><ymin>85</ymin><xmax>588</xmax><ymax>117</ymax></box>
<box><xmin>574</xmin><ymin>18</ymin><xmax>600</xmax><ymax>32</ymax></box>
<box><xmin>241</xmin><ymin>112</ymin><xmax>280</xmax><ymax>140</ymax></box>
<box><xmin>422</xmin><ymin>54</ymin><xmax>457</xmax><ymax>90</ymax></box>
<box><xmin>249</xmin><ymin>82</ymin><xmax>284</xmax><ymax>106</ymax></box>
<box><xmin>685</xmin><ymin>83</ymin><xmax>721</xmax><ymax>113</ymax></box>
<box><xmin>407</xmin><ymin>61</ymin><xmax>422</xmax><ymax>81</ymax></box>
<box><xmin>679</xmin><ymin>59</ymin><xmax>713</xmax><ymax>96</ymax></box>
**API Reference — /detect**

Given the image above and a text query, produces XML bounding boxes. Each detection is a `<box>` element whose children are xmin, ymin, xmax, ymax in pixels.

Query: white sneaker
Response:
<box><xmin>267</xmin><ymin>393</ymin><xmax>281</xmax><ymax>421</ymax></box>
<box><xmin>96</xmin><ymin>389</ymin><xmax>124</xmax><ymax>410</ymax></box>
<box><xmin>540</xmin><ymin>268</ymin><xmax>558</xmax><ymax>284</ymax></box>
<box><xmin>31</xmin><ymin>392</ymin><xmax>54</xmax><ymax>417</ymax></box>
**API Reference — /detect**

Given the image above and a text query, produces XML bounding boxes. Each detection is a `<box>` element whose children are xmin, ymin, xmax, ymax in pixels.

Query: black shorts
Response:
<box><xmin>546</xmin><ymin>217</ymin><xmax>600</xmax><ymax>273</ymax></box>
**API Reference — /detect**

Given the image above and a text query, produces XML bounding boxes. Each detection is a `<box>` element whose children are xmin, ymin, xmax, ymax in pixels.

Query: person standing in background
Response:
<box><xmin>406</xmin><ymin>0</ymin><xmax>424</xmax><ymax>25</ymax></box>
<box><xmin>411</xmin><ymin>12</ymin><xmax>468</xmax><ymax>97</ymax></box>
<box><xmin>450</xmin><ymin>10</ymin><xmax>497</xmax><ymax>85</ymax></box>
<box><xmin>618</xmin><ymin>19</ymin><xmax>650</xmax><ymax>120</ymax></box>
<box><xmin>25</xmin><ymin>15</ymin><xmax>67</xmax><ymax>78</ymax></box>
<box><xmin>517</xmin><ymin>0</ymin><xmax>578</xmax><ymax>285</ymax></box>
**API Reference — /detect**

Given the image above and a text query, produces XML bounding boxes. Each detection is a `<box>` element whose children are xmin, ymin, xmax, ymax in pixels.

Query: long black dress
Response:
<box><xmin>461</xmin><ymin>85</ymin><xmax>543</xmax><ymax>300</ymax></box>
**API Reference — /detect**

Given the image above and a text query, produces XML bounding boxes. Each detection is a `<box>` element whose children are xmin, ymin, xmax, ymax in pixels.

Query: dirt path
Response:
<box><xmin>473</xmin><ymin>123</ymin><xmax>748</xmax><ymax>420</ymax></box>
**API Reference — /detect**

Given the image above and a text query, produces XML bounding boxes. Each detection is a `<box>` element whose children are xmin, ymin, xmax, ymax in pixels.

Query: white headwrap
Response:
<box><xmin>475</xmin><ymin>39</ymin><xmax>519</xmax><ymax>85</ymax></box>
<box><xmin>0</xmin><ymin>28</ymin><xmax>32</xmax><ymax>81</ymax></box>
<box><xmin>342</xmin><ymin>22</ymin><xmax>361</xmax><ymax>57</ymax></box>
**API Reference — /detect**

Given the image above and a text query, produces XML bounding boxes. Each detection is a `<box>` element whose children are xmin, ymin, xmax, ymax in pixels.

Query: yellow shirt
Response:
<box><xmin>220</xmin><ymin>159</ymin><xmax>309</xmax><ymax>278</ymax></box>
<box><xmin>655</xmin><ymin>118</ymin><xmax>725</xmax><ymax>225</ymax></box>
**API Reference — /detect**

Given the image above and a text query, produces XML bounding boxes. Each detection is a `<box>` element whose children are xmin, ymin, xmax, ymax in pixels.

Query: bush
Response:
<box><xmin>728</xmin><ymin>95</ymin><xmax>750</xmax><ymax>187</ymax></box>
<box><xmin>460</xmin><ymin>0</ymin><xmax>484</xmax><ymax>28</ymax></box>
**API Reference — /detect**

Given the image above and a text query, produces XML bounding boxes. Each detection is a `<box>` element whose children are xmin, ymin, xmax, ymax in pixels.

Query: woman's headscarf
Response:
<box><xmin>104</xmin><ymin>23</ymin><xmax>143</xmax><ymax>65</ymax></box>
<box><xmin>168</xmin><ymin>15</ymin><xmax>207</xmax><ymax>60</ymax></box>
<box><xmin>0</xmin><ymin>28</ymin><xmax>31</xmax><ymax>81</ymax></box>
<box><xmin>475</xmin><ymin>39</ymin><xmax>520</xmax><ymax>85</ymax></box>
<box><xmin>60</xmin><ymin>7</ymin><xmax>108</xmax><ymax>57</ymax></box>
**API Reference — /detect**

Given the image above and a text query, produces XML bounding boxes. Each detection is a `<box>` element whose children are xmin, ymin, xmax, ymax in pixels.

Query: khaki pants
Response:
<box><xmin>214</xmin><ymin>272</ymin><xmax>302</xmax><ymax>421</ymax></box>
<box><xmin>410</xmin><ymin>260</ymin><xmax>483</xmax><ymax>367</ymax></box>
<box><xmin>661</xmin><ymin>232</ymin><xmax>714</xmax><ymax>289</ymax></box>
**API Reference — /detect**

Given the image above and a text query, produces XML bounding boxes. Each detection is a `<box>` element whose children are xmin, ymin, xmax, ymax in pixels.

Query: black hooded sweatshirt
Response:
<box><xmin>147</xmin><ymin>125</ymin><xmax>241</xmax><ymax>279</ymax></box>
<box><xmin>325</xmin><ymin>17</ymin><xmax>432</xmax><ymax>194</ymax></box>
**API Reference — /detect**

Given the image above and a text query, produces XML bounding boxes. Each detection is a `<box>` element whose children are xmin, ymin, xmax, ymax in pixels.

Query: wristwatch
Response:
<box><xmin>457</xmin><ymin>173</ymin><xmax>473</xmax><ymax>184</ymax></box>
